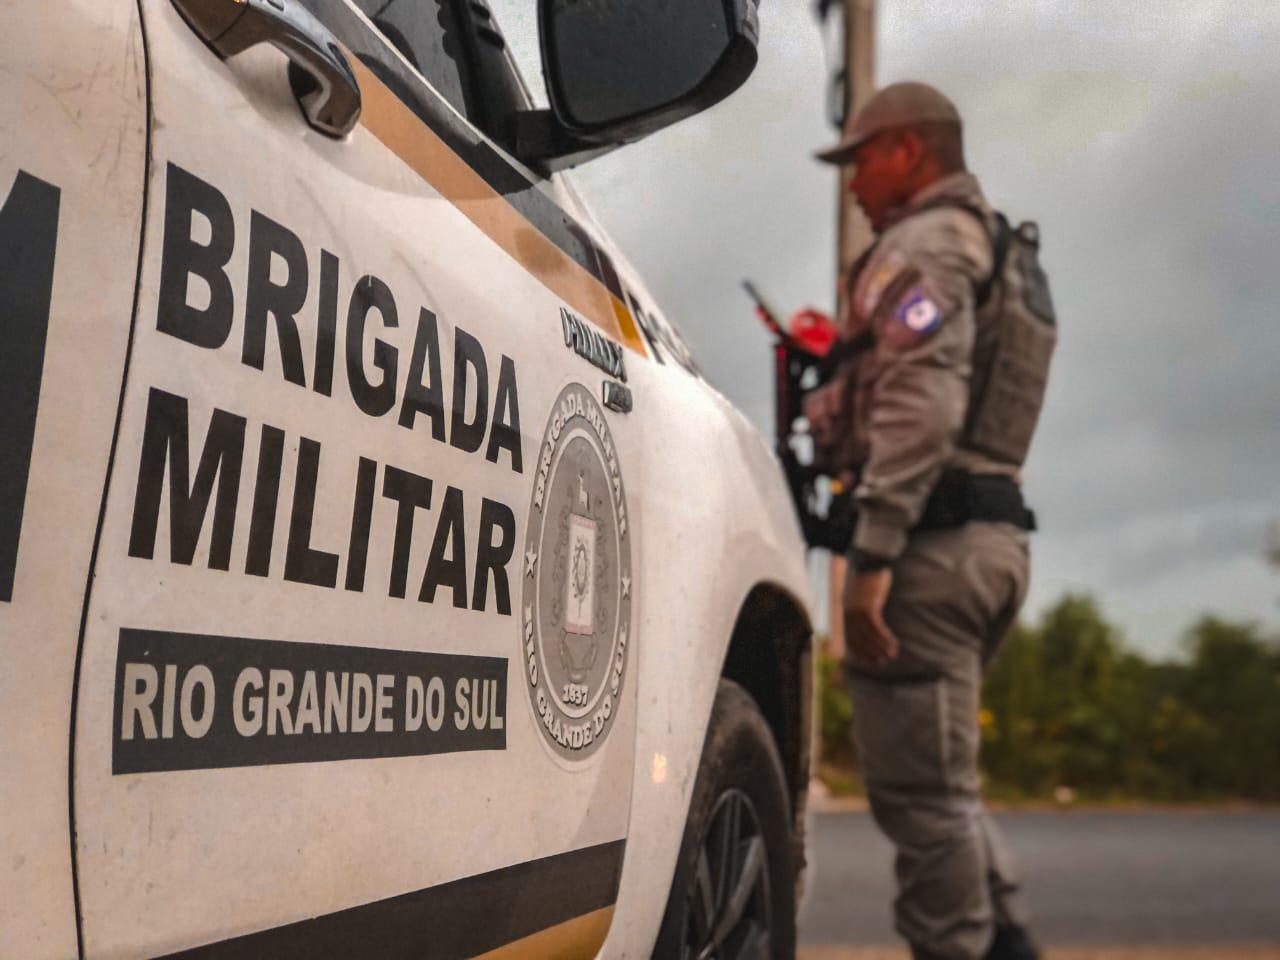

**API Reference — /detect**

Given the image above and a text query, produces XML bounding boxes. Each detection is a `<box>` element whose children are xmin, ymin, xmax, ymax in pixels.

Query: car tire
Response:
<box><xmin>653</xmin><ymin>679</ymin><xmax>796</xmax><ymax>960</ymax></box>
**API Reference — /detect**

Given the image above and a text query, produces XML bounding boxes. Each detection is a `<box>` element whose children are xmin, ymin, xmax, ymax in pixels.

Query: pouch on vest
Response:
<box><xmin>964</xmin><ymin>215</ymin><xmax>1057</xmax><ymax>466</ymax></box>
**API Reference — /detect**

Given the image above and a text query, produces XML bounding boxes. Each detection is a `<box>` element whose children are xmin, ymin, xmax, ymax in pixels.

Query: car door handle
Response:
<box><xmin>171</xmin><ymin>0</ymin><xmax>361</xmax><ymax>138</ymax></box>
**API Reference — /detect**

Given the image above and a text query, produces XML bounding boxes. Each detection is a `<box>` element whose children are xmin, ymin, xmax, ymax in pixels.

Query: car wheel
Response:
<box><xmin>653</xmin><ymin>679</ymin><xmax>796</xmax><ymax>960</ymax></box>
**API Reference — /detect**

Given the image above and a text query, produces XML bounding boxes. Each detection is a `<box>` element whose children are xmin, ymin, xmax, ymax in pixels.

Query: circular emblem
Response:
<box><xmin>521</xmin><ymin>383</ymin><xmax>632</xmax><ymax>760</ymax></box>
<box><xmin>898</xmin><ymin>290</ymin><xmax>941</xmax><ymax>332</ymax></box>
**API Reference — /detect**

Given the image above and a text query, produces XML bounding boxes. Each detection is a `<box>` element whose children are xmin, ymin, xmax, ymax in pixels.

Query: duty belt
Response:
<box><xmin>915</xmin><ymin>470</ymin><xmax>1037</xmax><ymax>532</ymax></box>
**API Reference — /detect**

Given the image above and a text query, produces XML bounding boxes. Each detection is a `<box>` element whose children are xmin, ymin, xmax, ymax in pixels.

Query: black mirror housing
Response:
<box><xmin>517</xmin><ymin>0</ymin><xmax>759</xmax><ymax>171</ymax></box>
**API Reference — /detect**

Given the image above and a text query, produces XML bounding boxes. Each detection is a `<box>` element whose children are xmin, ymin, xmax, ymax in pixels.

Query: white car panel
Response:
<box><xmin>0</xmin><ymin>1</ymin><xmax>147</xmax><ymax>957</ymax></box>
<box><xmin>72</xmin><ymin>3</ymin><xmax>642</xmax><ymax>954</ymax></box>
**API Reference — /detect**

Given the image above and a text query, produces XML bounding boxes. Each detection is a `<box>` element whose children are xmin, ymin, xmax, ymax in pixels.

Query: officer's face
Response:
<box><xmin>846</xmin><ymin>131</ymin><xmax>916</xmax><ymax>231</ymax></box>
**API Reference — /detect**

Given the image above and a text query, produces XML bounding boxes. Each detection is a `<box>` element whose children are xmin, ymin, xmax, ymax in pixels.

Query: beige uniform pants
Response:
<box><xmin>847</xmin><ymin>521</ymin><xmax>1031</xmax><ymax>960</ymax></box>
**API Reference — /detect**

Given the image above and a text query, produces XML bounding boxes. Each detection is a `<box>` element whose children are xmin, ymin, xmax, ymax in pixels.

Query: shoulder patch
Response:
<box><xmin>879</xmin><ymin>280</ymin><xmax>946</xmax><ymax>350</ymax></box>
<box><xmin>896</xmin><ymin>288</ymin><xmax>941</xmax><ymax>333</ymax></box>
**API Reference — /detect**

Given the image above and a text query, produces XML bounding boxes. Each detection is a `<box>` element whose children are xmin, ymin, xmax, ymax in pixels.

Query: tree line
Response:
<box><xmin>819</xmin><ymin>595</ymin><xmax>1280</xmax><ymax>802</ymax></box>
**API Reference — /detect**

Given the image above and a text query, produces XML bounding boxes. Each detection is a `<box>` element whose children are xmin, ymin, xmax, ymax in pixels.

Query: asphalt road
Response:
<box><xmin>798</xmin><ymin>809</ymin><xmax>1280</xmax><ymax>946</ymax></box>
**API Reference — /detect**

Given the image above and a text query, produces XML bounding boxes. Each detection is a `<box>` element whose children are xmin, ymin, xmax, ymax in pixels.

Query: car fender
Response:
<box><xmin>601</xmin><ymin>362</ymin><xmax>811</xmax><ymax>955</ymax></box>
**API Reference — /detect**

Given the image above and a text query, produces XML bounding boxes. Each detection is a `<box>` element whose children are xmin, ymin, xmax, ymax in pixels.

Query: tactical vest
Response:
<box><xmin>957</xmin><ymin>206</ymin><xmax>1057</xmax><ymax>467</ymax></box>
<box><xmin>807</xmin><ymin>203</ymin><xmax>1056</xmax><ymax>478</ymax></box>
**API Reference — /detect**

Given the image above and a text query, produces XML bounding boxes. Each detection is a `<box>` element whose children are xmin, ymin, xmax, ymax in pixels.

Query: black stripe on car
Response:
<box><xmin>158</xmin><ymin>839</ymin><xmax>626</xmax><ymax>959</ymax></box>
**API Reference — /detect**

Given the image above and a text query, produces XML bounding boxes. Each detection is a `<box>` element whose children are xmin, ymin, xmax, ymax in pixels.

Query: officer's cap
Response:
<box><xmin>816</xmin><ymin>82</ymin><xmax>961</xmax><ymax>165</ymax></box>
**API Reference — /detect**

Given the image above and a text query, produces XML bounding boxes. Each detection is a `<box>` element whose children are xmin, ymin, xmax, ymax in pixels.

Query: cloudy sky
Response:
<box><xmin>492</xmin><ymin>0</ymin><xmax>1280</xmax><ymax>658</ymax></box>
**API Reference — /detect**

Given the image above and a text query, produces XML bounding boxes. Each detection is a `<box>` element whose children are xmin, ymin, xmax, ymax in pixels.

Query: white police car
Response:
<box><xmin>0</xmin><ymin>0</ymin><xmax>812</xmax><ymax>956</ymax></box>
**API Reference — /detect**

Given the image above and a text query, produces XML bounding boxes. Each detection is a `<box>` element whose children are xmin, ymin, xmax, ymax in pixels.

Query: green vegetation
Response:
<box><xmin>817</xmin><ymin>595</ymin><xmax>1280</xmax><ymax>803</ymax></box>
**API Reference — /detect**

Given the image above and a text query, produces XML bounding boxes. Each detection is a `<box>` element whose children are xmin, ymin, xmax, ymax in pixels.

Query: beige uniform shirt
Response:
<box><xmin>845</xmin><ymin>172</ymin><xmax>1016</xmax><ymax>563</ymax></box>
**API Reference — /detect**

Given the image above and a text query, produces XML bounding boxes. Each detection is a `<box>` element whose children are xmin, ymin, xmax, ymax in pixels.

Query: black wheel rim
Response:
<box><xmin>681</xmin><ymin>787</ymin><xmax>772</xmax><ymax>960</ymax></box>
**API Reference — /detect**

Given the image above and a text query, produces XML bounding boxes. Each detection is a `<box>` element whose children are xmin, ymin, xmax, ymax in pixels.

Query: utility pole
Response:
<box><xmin>827</xmin><ymin>0</ymin><xmax>876</xmax><ymax>660</ymax></box>
<box><xmin>836</xmin><ymin>0</ymin><xmax>877</xmax><ymax>289</ymax></box>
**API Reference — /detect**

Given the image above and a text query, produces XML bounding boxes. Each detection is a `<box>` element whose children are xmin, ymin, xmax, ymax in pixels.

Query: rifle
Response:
<box><xmin>743</xmin><ymin>280</ymin><xmax>856</xmax><ymax>553</ymax></box>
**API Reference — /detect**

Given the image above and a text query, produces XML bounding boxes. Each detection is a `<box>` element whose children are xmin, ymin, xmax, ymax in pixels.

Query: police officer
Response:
<box><xmin>816</xmin><ymin>82</ymin><xmax>1056</xmax><ymax>960</ymax></box>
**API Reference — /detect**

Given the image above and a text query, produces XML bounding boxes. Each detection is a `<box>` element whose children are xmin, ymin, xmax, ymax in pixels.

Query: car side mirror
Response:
<box><xmin>513</xmin><ymin>0</ymin><xmax>760</xmax><ymax>172</ymax></box>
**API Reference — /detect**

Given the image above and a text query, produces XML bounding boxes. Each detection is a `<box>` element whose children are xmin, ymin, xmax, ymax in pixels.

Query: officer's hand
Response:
<box><xmin>843</xmin><ymin>568</ymin><xmax>899</xmax><ymax>669</ymax></box>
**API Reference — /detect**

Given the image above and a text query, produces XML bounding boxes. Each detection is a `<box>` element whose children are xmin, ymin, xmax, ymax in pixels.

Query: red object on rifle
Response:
<box><xmin>788</xmin><ymin>308</ymin><xmax>836</xmax><ymax>357</ymax></box>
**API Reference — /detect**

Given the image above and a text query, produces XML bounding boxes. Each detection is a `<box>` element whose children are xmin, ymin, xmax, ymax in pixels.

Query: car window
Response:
<box><xmin>353</xmin><ymin>0</ymin><xmax>473</xmax><ymax>117</ymax></box>
<box><xmin>353</xmin><ymin>0</ymin><xmax>529</xmax><ymax>145</ymax></box>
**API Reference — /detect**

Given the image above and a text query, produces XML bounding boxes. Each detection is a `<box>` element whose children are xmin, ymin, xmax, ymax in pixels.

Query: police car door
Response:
<box><xmin>73</xmin><ymin>0</ymin><xmax>644</xmax><ymax>954</ymax></box>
